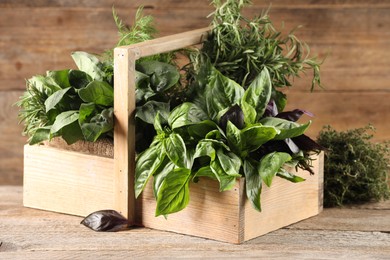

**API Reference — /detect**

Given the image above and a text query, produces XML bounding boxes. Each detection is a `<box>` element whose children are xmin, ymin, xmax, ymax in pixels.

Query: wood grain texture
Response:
<box><xmin>1</xmin><ymin>0</ymin><xmax>389</xmax><ymax>186</ymax></box>
<box><xmin>1</xmin><ymin>186</ymin><xmax>389</xmax><ymax>258</ymax></box>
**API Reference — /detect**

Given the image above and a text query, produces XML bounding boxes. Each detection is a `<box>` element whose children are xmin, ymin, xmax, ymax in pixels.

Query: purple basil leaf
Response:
<box><xmin>292</xmin><ymin>134</ymin><xmax>325</xmax><ymax>151</ymax></box>
<box><xmin>276</xmin><ymin>109</ymin><xmax>313</xmax><ymax>122</ymax></box>
<box><xmin>219</xmin><ymin>104</ymin><xmax>245</xmax><ymax>131</ymax></box>
<box><xmin>81</xmin><ymin>210</ymin><xmax>130</xmax><ymax>232</ymax></box>
<box><xmin>264</xmin><ymin>100</ymin><xmax>278</xmax><ymax>117</ymax></box>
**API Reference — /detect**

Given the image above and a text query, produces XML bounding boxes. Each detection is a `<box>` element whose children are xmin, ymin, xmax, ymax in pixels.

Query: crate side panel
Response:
<box><xmin>136</xmin><ymin>177</ymin><xmax>242</xmax><ymax>244</ymax></box>
<box><xmin>243</xmin><ymin>153</ymin><xmax>324</xmax><ymax>241</ymax></box>
<box><xmin>23</xmin><ymin>145</ymin><xmax>115</xmax><ymax>217</ymax></box>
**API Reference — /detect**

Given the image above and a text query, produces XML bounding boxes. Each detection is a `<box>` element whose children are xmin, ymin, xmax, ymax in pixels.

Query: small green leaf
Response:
<box><xmin>78</xmin><ymin>80</ymin><xmax>114</xmax><ymax>106</ymax></box>
<box><xmin>155</xmin><ymin>168</ymin><xmax>192</xmax><ymax>216</ymax></box>
<box><xmin>80</xmin><ymin>108</ymin><xmax>113</xmax><ymax>142</ymax></box>
<box><xmin>163</xmin><ymin>133</ymin><xmax>187</xmax><ymax>168</ymax></box>
<box><xmin>194</xmin><ymin>140</ymin><xmax>216</xmax><ymax>161</ymax></box>
<box><xmin>244</xmin><ymin>160</ymin><xmax>262</xmax><ymax>212</ymax></box>
<box><xmin>61</xmin><ymin>121</ymin><xmax>84</xmax><ymax>145</ymax></box>
<box><xmin>226</xmin><ymin>121</ymin><xmax>242</xmax><ymax>155</ymax></box>
<box><xmin>50</xmin><ymin>110</ymin><xmax>79</xmax><ymax>134</ymax></box>
<box><xmin>78</xmin><ymin>103</ymin><xmax>96</xmax><ymax>125</ymax></box>
<box><xmin>260</xmin><ymin>117</ymin><xmax>311</xmax><ymax>140</ymax></box>
<box><xmin>258</xmin><ymin>152</ymin><xmax>292</xmax><ymax>187</ymax></box>
<box><xmin>277</xmin><ymin>168</ymin><xmax>306</xmax><ymax>183</ymax></box>
<box><xmin>44</xmin><ymin>87</ymin><xmax>71</xmax><ymax>113</ymax></box>
<box><xmin>216</xmin><ymin>149</ymin><xmax>241</xmax><ymax>177</ymax></box>
<box><xmin>194</xmin><ymin>166</ymin><xmax>216</xmax><ymax>180</ymax></box>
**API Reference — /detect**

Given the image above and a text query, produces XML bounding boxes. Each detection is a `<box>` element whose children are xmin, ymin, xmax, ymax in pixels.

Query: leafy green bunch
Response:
<box><xmin>17</xmin><ymin>52</ymin><xmax>114</xmax><ymax>144</ymax></box>
<box><xmin>317</xmin><ymin>125</ymin><xmax>390</xmax><ymax>207</ymax></box>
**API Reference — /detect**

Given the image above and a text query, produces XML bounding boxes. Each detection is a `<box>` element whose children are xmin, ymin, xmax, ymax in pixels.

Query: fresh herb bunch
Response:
<box><xmin>317</xmin><ymin>125</ymin><xmax>390</xmax><ymax>207</ymax></box>
<box><xmin>202</xmin><ymin>0</ymin><xmax>322</xmax><ymax>91</ymax></box>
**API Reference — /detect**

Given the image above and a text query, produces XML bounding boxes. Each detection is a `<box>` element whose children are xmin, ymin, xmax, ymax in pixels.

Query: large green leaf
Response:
<box><xmin>61</xmin><ymin>121</ymin><xmax>84</xmax><ymax>145</ymax></box>
<box><xmin>216</xmin><ymin>149</ymin><xmax>241</xmax><ymax>177</ymax></box>
<box><xmin>153</xmin><ymin>160</ymin><xmax>176</xmax><ymax>199</ymax></box>
<box><xmin>135</xmin><ymin>142</ymin><xmax>165</xmax><ymax>198</ymax></box>
<box><xmin>205</xmin><ymin>68</ymin><xmax>244</xmax><ymax>120</ymax></box>
<box><xmin>71</xmin><ymin>51</ymin><xmax>104</xmax><ymax>81</ymax></box>
<box><xmin>260</xmin><ymin>117</ymin><xmax>312</xmax><ymax>140</ymax></box>
<box><xmin>258</xmin><ymin>152</ymin><xmax>292</xmax><ymax>187</ymax></box>
<box><xmin>163</xmin><ymin>133</ymin><xmax>187</xmax><ymax>168</ymax></box>
<box><xmin>168</xmin><ymin>102</ymin><xmax>208</xmax><ymax>129</ymax></box>
<box><xmin>155</xmin><ymin>168</ymin><xmax>192</xmax><ymax>216</ymax></box>
<box><xmin>46</xmin><ymin>70</ymin><xmax>71</xmax><ymax>89</ymax></box>
<box><xmin>244</xmin><ymin>160</ymin><xmax>262</xmax><ymax>212</ymax></box>
<box><xmin>241</xmin><ymin>68</ymin><xmax>272</xmax><ymax>123</ymax></box>
<box><xmin>44</xmin><ymin>87</ymin><xmax>71</xmax><ymax>113</ymax></box>
<box><xmin>78</xmin><ymin>80</ymin><xmax>114</xmax><ymax>106</ymax></box>
<box><xmin>277</xmin><ymin>168</ymin><xmax>306</xmax><ymax>183</ymax></box>
<box><xmin>136</xmin><ymin>61</ymin><xmax>180</xmax><ymax>92</ymax></box>
<box><xmin>240</xmin><ymin>124</ymin><xmax>279</xmax><ymax>153</ymax></box>
<box><xmin>29</xmin><ymin>126</ymin><xmax>51</xmax><ymax>145</ymax></box>
<box><xmin>50</xmin><ymin>110</ymin><xmax>79</xmax><ymax>134</ymax></box>
<box><xmin>194</xmin><ymin>140</ymin><xmax>216</xmax><ymax>161</ymax></box>
<box><xmin>78</xmin><ymin>103</ymin><xmax>96</xmax><ymax>124</ymax></box>
<box><xmin>136</xmin><ymin>101</ymin><xmax>170</xmax><ymax>125</ymax></box>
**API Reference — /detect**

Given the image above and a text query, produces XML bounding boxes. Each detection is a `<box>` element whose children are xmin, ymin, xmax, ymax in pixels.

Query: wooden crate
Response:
<box><xmin>23</xmin><ymin>28</ymin><xmax>324</xmax><ymax>244</ymax></box>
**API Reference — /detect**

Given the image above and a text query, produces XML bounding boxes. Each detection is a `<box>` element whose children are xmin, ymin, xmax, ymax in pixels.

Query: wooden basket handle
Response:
<box><xmin>113</xmin><ymin>27</ymin><xmax>210</xmax><ymax>221</ymax></box>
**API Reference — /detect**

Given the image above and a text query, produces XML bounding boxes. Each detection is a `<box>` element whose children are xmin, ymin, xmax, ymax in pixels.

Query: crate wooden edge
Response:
<box><xmin>23</xmin><ymin>144</ymin><xmax>115</xmax><ymax>217</ymax></box>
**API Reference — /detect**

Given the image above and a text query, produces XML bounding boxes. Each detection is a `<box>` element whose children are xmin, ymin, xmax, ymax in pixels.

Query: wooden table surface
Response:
<box><xmin>1</xmin><ymin>186</ymin><xmax>389</xmax><ymax>259</ymax></box>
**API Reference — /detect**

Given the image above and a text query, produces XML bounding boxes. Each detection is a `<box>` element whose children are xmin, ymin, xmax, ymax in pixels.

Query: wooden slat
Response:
<box><xmin>23</xmin><ymin>145</ymin><xmax>115</xmax><ymax>216</ymax></box>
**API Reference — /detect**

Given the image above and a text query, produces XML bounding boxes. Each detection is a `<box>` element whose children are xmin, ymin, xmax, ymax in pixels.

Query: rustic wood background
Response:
<box><xmin>1</xmin><ymin>0</ymin><xmax>389</xmax><ymax>185</ymax></box>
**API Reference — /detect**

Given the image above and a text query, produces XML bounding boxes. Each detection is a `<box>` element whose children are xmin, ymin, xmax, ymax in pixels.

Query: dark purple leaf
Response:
<box><xmin>264</xmin><ymin>100</ymin><xmax>278</xmax><ymax>117</ymax></box>
<box><xmin>292</xmin><ymin>134</ymin><xmax>325</xmax><ymax>151</ymax></box>
<box><xmin>81</xmin><ymin>210</ymin><xmax>130</xmax><ymax>232</ymax></box>
<box><xmin>276</xmin><ymin>109</ymin><xmax>314</xmax><ymax>122</ymax></box>
<box><xmin>219</xmin><ymin>104</ymin><xmax>245</xmax><ymax>131</ymax></box>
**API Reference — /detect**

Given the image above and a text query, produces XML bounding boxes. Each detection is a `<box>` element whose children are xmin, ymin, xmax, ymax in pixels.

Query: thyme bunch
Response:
<box><xmin>202</xmin><ymin>0</ymin><xmax>322</xmax><ymax>90</ymax></box>
<box><xmin>317</xmin><ymin>125</ymin><xmax>390</xmax><ymax>207</ymax></box>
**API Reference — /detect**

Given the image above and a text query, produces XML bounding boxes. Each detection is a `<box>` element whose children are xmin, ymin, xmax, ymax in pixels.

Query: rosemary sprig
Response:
<box><xmin>202</xmin><ymin>0</ymin><xmax>323</xmax><ymax>90</ymax></box>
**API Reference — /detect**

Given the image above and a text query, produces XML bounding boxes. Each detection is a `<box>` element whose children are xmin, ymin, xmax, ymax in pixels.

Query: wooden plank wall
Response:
<box><xmin>1</xmin><ymin>0</ymin><xmax>389</xmax><ymax>185</ymax></box>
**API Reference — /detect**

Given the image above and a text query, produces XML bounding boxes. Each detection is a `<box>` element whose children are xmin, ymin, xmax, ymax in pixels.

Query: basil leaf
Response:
<box><xmin>78</xmin><ymin>80</ymin><xmax>114</xmax><ymax>106</ymax></box>
<box><xmin>216</xmin><ymin>149</ymin><xmax>241</xmax><ymax>177</ymax></box>
<box><xmin>136</xmin><ymin>61</ymin><xmax>180</xmax><ymax>92</ymax></box>
<box><xmin>50</xmin><ymin>110</ymin><xmax>79</xmax><ymax>134</ymax></box>
<box><xmin>240</xmin><ymin>124</ymin><xmax>278</xmax><ymax>153</ymax></box>
<box><xmin>194</xmin><ymin>166</ymin><xmax>217</xmax><ymax>180</ymax></box>
<box><xmin>258</xmin><ymin>152</ymin><xmax>292</xmax><ymax>187</ymax></box>
<box><xmin>210</xmin><ymin>159</ymin><xmax>237</xmax><ymax>192</ymax></box>
<box><xmin>226</xmin><ymin>121</ymin><xmax>242</xmax><ymax>155</ymax></box>
<box><xmin>71</xmin><ymin>51</ymin><xmax>104</xmax><ymax>81</ymax></box>
<box><xmin>135</xmin><ymin>142</ymin><xmax>165</xmax><ymax>198</ymax></box>
<box><xmin>244</xmin><ymin>160</ymin><xmax>262</xmax><ymax>212</ymax></box>
<box><xmin>155</xmin><ymin>168</ymin><xmax>192</xmax><ymax>216</ymax></box>
<box><xmin>44</xmin><ymin>87</ymin><xmax>71</xmax><ymax>113</ymax></box>
<box><xmin>194</xmin><ymin>140</ymin><xmax>216</xmax><ymax>161</ymax></box>
<box><xmin>153</xmin><ymin>160</ymin><xmax>176</xmax><ymax>199</ymax></box>
<box><xmin>277</xmin><ymin>168</ymin><xmax>306</xmax><ymax>183</ymax></box>
<box><xmin>163</xmin><ymin>133</ymin><xmax>187</xmax><ymax>168</ymax></box>
<box><xmin>136</xmin><ymin>101</ymin><xmax>170</xmax><ymax>125</ymax></box>
<box><xmin>219</xmin><ymin>104</ymin><xmax>245</xmax><ymax>131</ymax></box>
<box><xmin>205</xmin><ymin>68</ymin><xmax>244</xmax><ymax>120</ymax></box>
<box><xmin>260</xmin><ymin>117</ymin><xmax>311</xmax><ymax>140</ymax></box>
<box><xmin>168</xmin><ymin>102</ymin><xmax>208</xmax><ymax>129</ymax></box>
<box><xmin>241</xmin><ymin>68</ymin><xmax>272</xmax><ymax>123</ymax></box>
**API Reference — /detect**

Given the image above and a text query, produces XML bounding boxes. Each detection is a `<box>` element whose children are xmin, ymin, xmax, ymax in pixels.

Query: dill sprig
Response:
<box><xmin>202</xmin><ymin>0</ymin><xmax>323</xmax><ymax>90</ymax></box>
